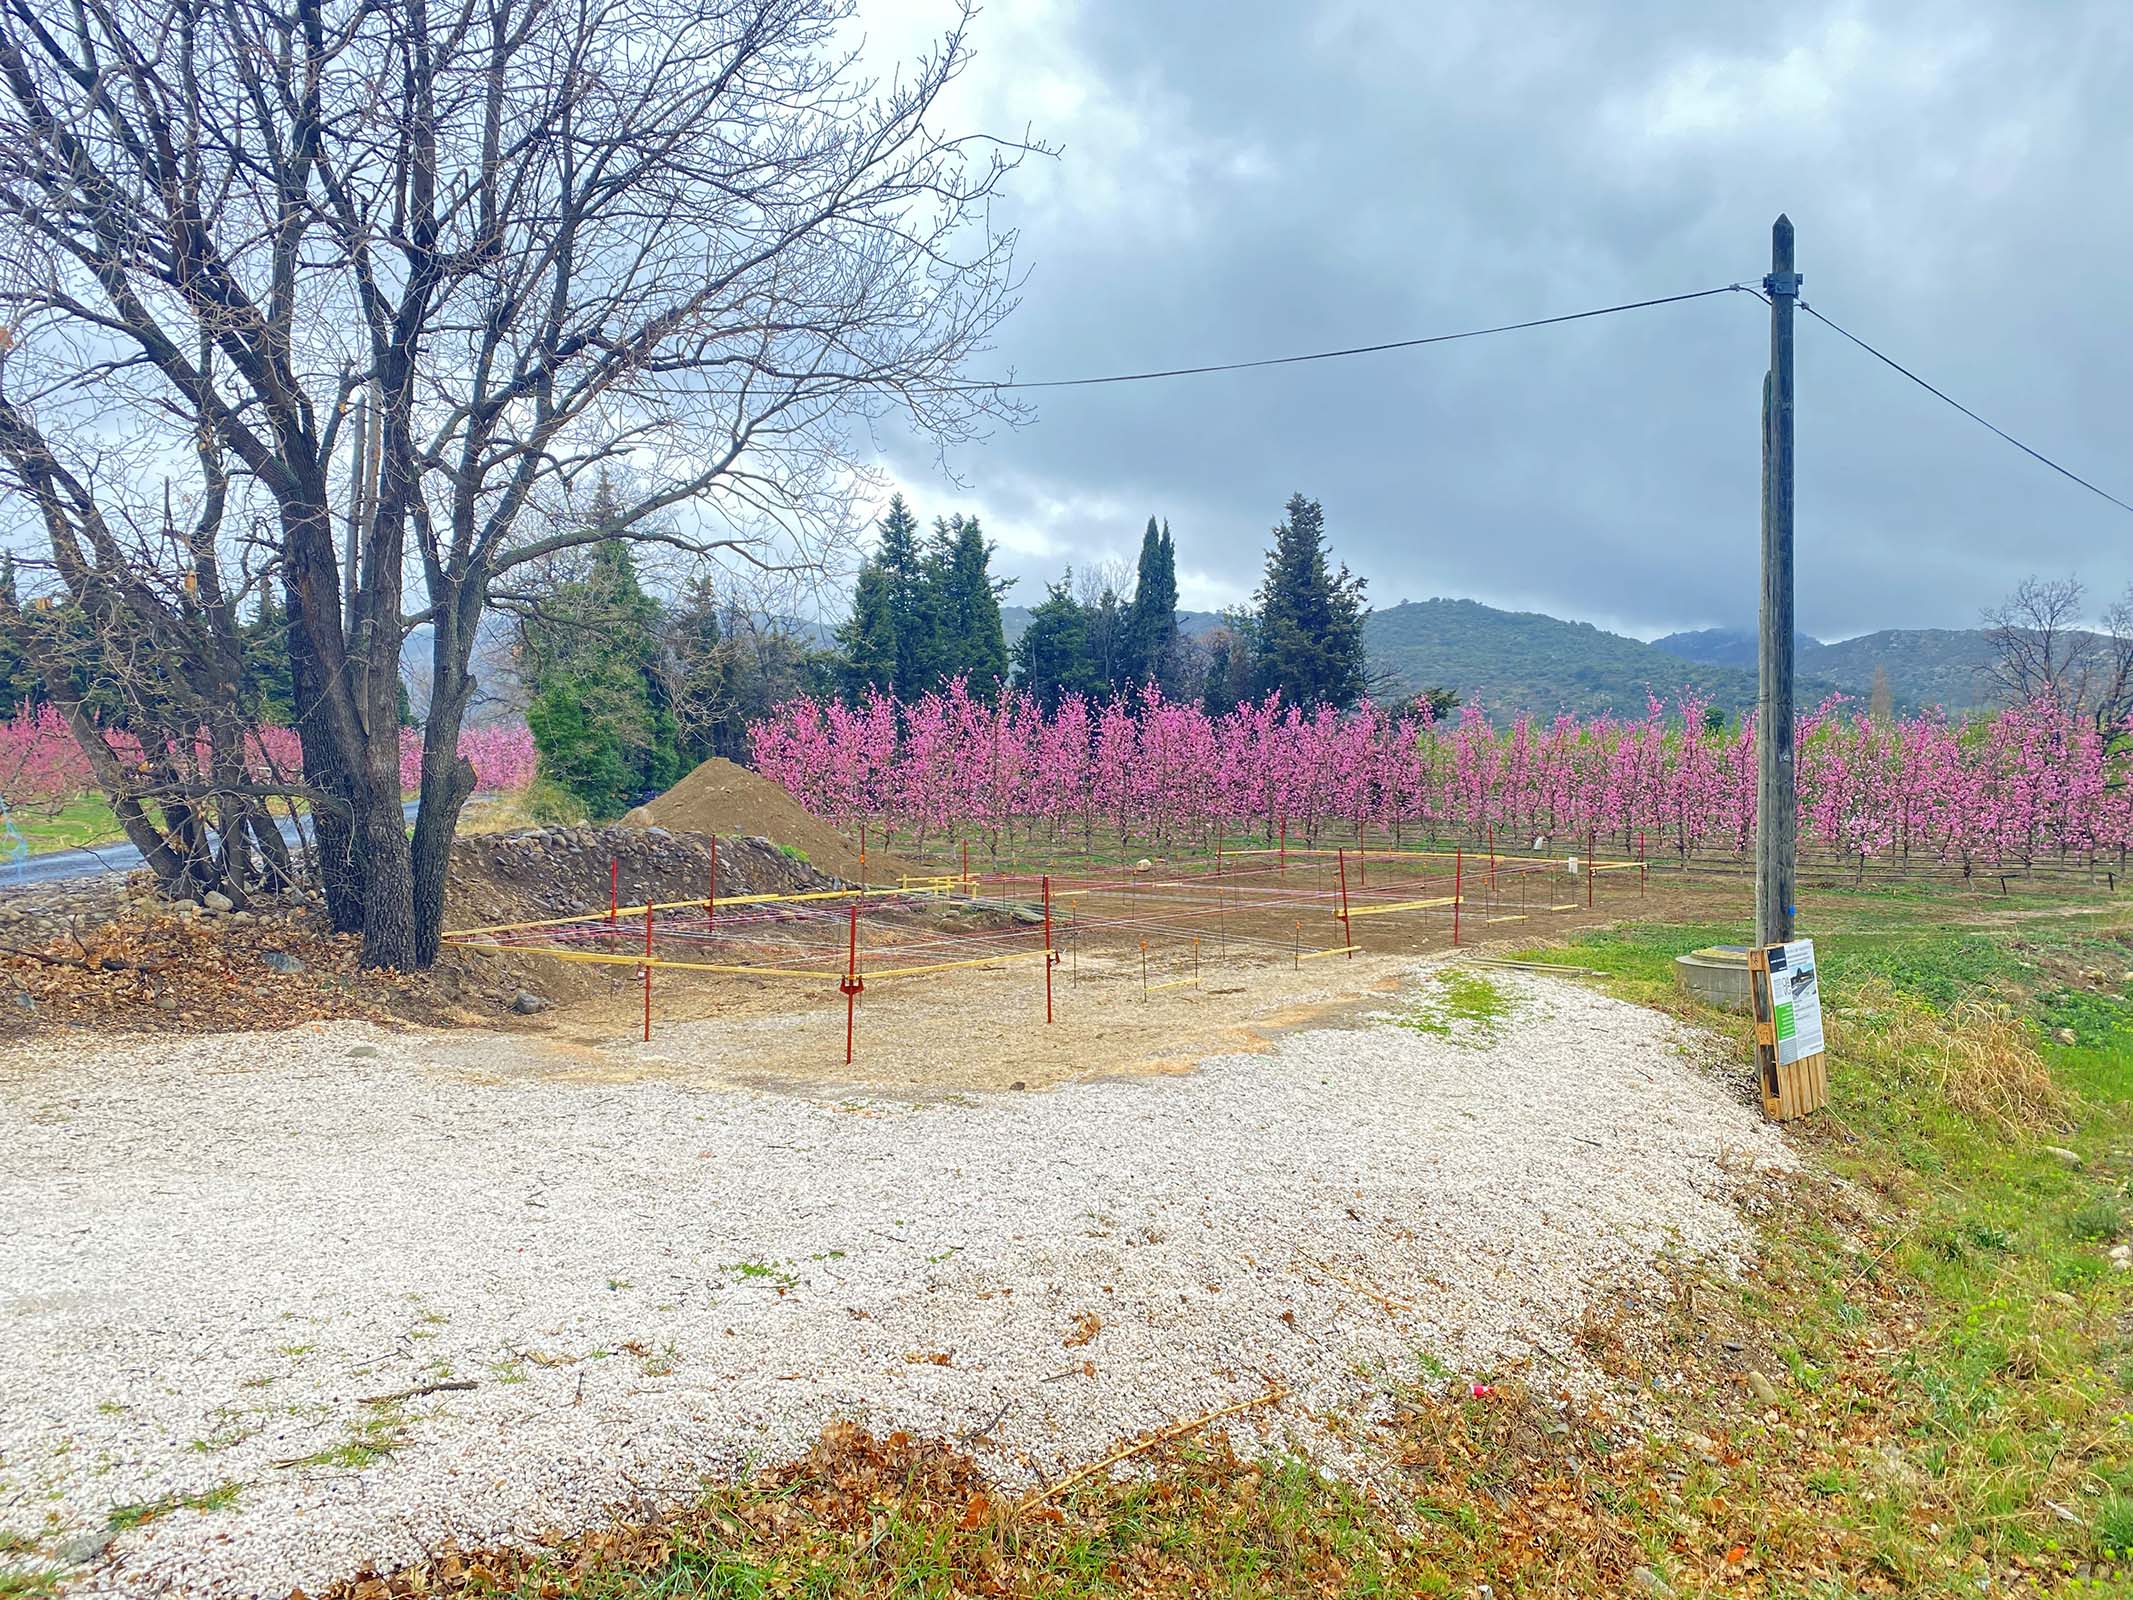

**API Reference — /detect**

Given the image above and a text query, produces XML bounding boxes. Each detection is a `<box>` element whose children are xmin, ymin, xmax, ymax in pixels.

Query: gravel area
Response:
<box><xmin>0</xmin><ymin>965</ymin><xmax>1793</xmax><ymax>1596</ymax></box>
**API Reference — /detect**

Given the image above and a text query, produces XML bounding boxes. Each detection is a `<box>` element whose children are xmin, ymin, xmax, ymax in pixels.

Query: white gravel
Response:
<box><xmin>1</xmin><ymin>967</ymin><xmax>1792</xmax><ymax>1597</ymax></box>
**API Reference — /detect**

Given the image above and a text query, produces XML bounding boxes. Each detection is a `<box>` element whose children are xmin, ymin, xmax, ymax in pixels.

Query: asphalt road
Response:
<box><xmin>3</xmin><ymin>800</ymin><xmax>420</xmax><ymax>891</ymax></box>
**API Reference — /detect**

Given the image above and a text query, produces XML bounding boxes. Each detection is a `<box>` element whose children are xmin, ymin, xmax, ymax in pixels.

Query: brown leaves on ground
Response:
<box><xmin>0</xmin><ymin>911</ymin><xmax>419</xmax><ymax>1036</ymax></box>
<box><xmin>1062</xmin><ymin>1310</ymin><xmax>1102</xmax><ymax>1347</ymax></box>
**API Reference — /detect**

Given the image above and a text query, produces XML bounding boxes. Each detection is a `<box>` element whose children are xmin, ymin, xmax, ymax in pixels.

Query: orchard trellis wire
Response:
<box><xmin>441</xmin><ymin>834</ymin><xmax>1652</xmax><ymax>1062</ymax></box>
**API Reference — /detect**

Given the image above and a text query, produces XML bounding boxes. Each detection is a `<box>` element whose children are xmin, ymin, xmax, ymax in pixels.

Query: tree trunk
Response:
<box><xmin>409</xmin><ymin>591</ymin><xmax>482</xmax><ymax>966</ymax></box>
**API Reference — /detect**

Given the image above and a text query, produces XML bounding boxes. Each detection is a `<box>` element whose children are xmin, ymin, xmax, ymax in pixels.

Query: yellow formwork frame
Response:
<box><xmin>444</xmin><ymin>938</ymin><xmax>1047</xmax><ymax>983</ymax></box>
<box><xmin>444</xmin><ymin>883</ymin><xmax>937</xmax><ymax>940</ymax></box>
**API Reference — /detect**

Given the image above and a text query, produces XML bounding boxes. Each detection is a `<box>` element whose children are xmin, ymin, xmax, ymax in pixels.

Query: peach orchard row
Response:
<box><xmin>749</xmin><ymin>681</ymin><xmax>2133</xmax><ymax>869</ymax></box>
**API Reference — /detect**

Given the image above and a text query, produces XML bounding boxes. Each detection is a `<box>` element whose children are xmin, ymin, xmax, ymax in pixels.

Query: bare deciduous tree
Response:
<box><xmin>1981</xmin><ymin>575</ymin><xmax>2096</xmax><ymax>716</ymax></box>
<box><xmin>2096</xmin><ymin>586</ymin><xmax>2133</xmax><ymax>735</ymax></box>
<box><xmin>0</xmin><ymin>0</ymin><xmax>1035</xmax><ymax>966</ymax></box>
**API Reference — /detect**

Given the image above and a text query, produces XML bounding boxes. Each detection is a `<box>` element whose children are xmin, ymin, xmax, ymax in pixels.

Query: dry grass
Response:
<box><xmin>1828</xmin><ymin>977</ymin><xmax>2075</xmax><ymax>1135</ymax></box>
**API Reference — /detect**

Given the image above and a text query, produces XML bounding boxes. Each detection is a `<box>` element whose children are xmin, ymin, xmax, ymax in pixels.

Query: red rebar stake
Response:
<box><xmin>1453</xmin><ymin>847</ymin><xmax>1463</xmax><ymax>947</ymax></box>
<box><xmin>1042</xmin><ymin>872</ymin><xmax>1054</xmax><ymax>1024</ymax></box>
<box><xmin>609</xmin><ymin>857</ymin><xmax>619</xmax><ymax>925</ymax></box>
<box><xmin>642</xmin><ymin>900</ymin><xmax>653</xmax><ymax>1042</ymax></box>
<box><xmin>1337</xmin><ymin>846</ymin><xmax>1353</xmax><ymax>958</ymax></box>
<box><xmin>707</xmin><ymin>835</ymin><xmax>719</xmax><ymax>931</ymax></box>
<box><xmin>841</xmin><ymin>902</ymin><xmax>862</xmax><ymax>1064</ymax></box>
<box><xmin>1587</xmin><ymin>828</ymin><xmax>1595</xmax><ymax>908</ymax></box>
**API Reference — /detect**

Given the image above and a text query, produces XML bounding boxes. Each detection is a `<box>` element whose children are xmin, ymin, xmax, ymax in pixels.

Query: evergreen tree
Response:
<box><xmin>833</xmin><ymin>494</ymin><xmax>938</xmax><ymax>697</ymax></box>
<box><xmin>1252</xmin><ymin>493</ymin><xmax>1368</xmax><ymax>708</ymax></box>
<box><xmin>927</xmin><ymin>513</ymin><xmax>1010</xmax><ymax>690</ymax></box>
<box><xmin>1012</xmin><ymin>573</ymin><xmax>1105</xmax><ymax>712</ymax></box>
<box><xmin>877</xmin><ymin>494</ymin><xmax>936</xmax><ymax>692</ymax></box>
<box><xmin>239</xmin><ymin>585</ymin><xmax>296</xmax><ymax>723</ymax></box>
<box><xmin>525</xmin><ymin>676</ymin><xmax>635</xmax><ymax>817</ymax></box>
<box><xmin>665</xmin><ymin>581</ymin><xmax>821</xmax><ymax>761</ymax></box>
<box><xmin>517</xmin><ymin>477</ymin><xmax>682</xmax><ymax>814</ymax></box>
<box><xmin>0</xmin><ymin>555</ymin><xmax>39</xmax><ymax>710</ymax></box>
<box><xmin>836</xmin><ymin>563</ymin><xmax>899</xmax><ymax>697</ymax></box>
<box><xmin>1123</xmin><ymin>516</ymin><xmax>1181</xmax><ymax>691</ymax></box>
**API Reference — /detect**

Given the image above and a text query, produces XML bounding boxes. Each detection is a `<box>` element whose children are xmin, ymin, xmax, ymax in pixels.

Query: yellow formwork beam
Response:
<box><xmin>1297</xmin><ymin>944</ymin><xmax>1362</xmax><ymax>962</ymax></box>
<box><xmin>445</xmin><ymin>941</ymin><xmax>839</xmax><ymax>979</ymax></box>
<box><xmin>1343</xmin><ymin>894</ymin><xmax>1459</xmax><ymax>919</ymax></box>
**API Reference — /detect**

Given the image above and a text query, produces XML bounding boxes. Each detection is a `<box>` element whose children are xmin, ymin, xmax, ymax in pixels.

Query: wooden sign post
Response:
<box><xmin>1748</xmin><ymin>937</ymin><xmax>1828</xmax><ymax>1121</ymax></box>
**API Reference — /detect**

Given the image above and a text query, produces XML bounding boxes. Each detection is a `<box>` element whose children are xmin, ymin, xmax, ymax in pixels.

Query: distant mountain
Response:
<box><xmin>1801</xmin><ymin>629</ymin><xmax>1996</xmax><ymax>712</ymax></box>
<box><xmin>1650</xmin><ymin>624</ymin><xmax>1999</xmax><ymax>712</ymax></box>
<box><xmin>1364</xmin><ymin>599</ymin><xmax>1796</xmax><ymax>719</ymax></box>
<box><xmin>1648</xmin><ymin>626</ymin><xmax>1823</xmax><ymax>672</ymax></box>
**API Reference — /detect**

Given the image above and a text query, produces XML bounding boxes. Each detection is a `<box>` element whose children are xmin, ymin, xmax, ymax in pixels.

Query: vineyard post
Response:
<box><xmin>1587</xmin><ymin>828</ymin><xmax>1595</xmax><ymax>909</ymax></box>
<box><xmin>1043</xmin><ymin>873</ymin><xmax>1054</xmax><ymax>1024</ymax></box>
<box><xmin>1453</xmin><ymin>847</ymin><xmax>1462</xmax><ymax>947</ymax></box>
<box><xmin>1758</xmin><ymin>213</ymin><xmax>1800</xmax><ymax>947</ymax></box>
<box><xmin>706</xmin><ymin>835</ymin><xmax>717</xmax><ymax>931</ymax></box>
<box><xmin>609</xmin><ymin>858</ymin><xmax>618</xmax><ymax>926</ymax></box>
<box><xmin>642</xmin><ymin>901</ymin><xmax>653</xmax><ymax>1043</ymax></box>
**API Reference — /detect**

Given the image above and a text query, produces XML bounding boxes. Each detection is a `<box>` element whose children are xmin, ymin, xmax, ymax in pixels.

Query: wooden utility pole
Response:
<box><xmin>1757</xmin><ymin>215</ymin><xmax>1799</xmax><ymax>947</ymax></box>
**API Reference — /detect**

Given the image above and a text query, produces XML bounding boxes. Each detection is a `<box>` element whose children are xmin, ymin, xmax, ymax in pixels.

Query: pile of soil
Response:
<box><xmin>644</xmin><ymin>757</ymin><xmax>906</xmax><ymax>882</ymax></box>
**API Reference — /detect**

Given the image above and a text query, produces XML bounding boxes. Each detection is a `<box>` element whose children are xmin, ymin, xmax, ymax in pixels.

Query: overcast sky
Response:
<box><xmin>857</xmin><ymin>0</ymin><xmax>2132</xmax><ymax>641</ymax></box>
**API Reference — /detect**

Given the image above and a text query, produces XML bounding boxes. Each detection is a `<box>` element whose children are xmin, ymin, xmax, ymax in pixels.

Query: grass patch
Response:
<box><xmin>462</xmin><ymin>779</ymin><xmax>585</xmax><ymax>832</ymax></box>
<box><xmin>106</xmin><ymin>1481</ymin><xmax>241</xmax><ymax>1533</ymax></box>
<box><xmin>284</xmin><ymin>1407</ymin><xmax>411</xmax><ymax>1472</ymax></box>
<box><xmin>6</xmin><ymin>794</ymin><xmax>124</xmax><ymax>853</ymax></box>
<box><xmin>1389</xmin><ymin>968</ymin><xmax>1515</xmax><ymax>1045</ymax></box>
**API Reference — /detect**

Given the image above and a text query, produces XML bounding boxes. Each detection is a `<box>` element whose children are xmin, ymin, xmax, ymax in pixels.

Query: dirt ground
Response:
<box><xmin>448</xmin><ymin>863</ymin><xmax>1725</xmax><ymax>1096</ymax></box>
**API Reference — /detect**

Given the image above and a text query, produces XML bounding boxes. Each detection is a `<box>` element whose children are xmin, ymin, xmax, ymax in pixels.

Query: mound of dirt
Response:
<box><xmin>645</xmin><ymin>757</ymin><xmax>904</xmax><ymax>882</ymax></box>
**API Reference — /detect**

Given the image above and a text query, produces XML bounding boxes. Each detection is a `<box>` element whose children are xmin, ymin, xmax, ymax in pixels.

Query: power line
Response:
<box><xmin>962</xmin><ymin>283</ymin><xmax>1756</xmax><ymax>391</ymax></box>
<box><xmin>1798</xmin><ymin>299</ymin><xmax>2133</xmax><ymax>518</ymax></box>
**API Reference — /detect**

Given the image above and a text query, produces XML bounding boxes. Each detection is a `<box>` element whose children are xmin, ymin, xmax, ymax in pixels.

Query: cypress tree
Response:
<box><xmin>1252</xmin><ymin>493</ymin><xmax>1368</xmax><ymax>708</ymax></box>
<box><xmin>1124</xmin><ymin>515</ymin><xmax>1181</xmax><ymax>691</ymax></box>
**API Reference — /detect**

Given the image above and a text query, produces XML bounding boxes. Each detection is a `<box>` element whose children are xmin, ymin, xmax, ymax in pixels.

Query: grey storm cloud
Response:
<box><xmin>872</xmin><ymin>0</ymin><xmax>2133</xmax><ymax>639</ymax></box>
